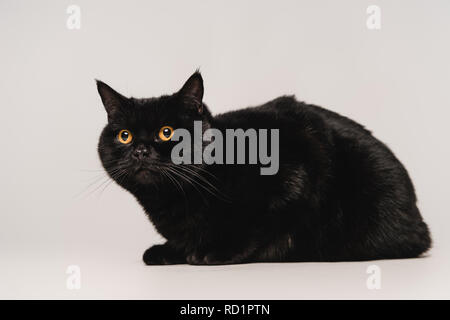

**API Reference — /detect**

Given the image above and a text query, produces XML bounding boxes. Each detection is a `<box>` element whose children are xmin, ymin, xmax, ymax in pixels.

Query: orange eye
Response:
<box><xmin>158</xmin><ymin>126</ymin><xmax>174</xmax><ymax>141</ymax></box>
<box><xmin>118</xmin><ymin>129</ymin><xmax>133</xmax><ymax>144</ymax></box>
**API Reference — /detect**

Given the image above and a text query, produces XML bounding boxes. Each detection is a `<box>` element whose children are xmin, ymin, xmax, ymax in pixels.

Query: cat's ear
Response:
<box><xmin>96</xmin><ymin>80</ymin><xmax>128</xmax><ymax>120</ymax></box>
<box><xmin>178</xmin><ymin>71</ymin><xmax>204</xmax><ymax>113</ymax></box>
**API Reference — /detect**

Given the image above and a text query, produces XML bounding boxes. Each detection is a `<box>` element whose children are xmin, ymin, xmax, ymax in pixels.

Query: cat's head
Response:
<box><xmin>96</xmin><ymin>72</ymin><xmax>212</xmax><ymax>187</ymax></box>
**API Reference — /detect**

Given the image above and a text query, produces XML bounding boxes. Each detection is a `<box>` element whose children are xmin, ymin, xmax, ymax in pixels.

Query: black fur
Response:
<box><xmin>96</xmin><ymin>72</ymin><xmax>431</xmax><ymax>265</ymax></box>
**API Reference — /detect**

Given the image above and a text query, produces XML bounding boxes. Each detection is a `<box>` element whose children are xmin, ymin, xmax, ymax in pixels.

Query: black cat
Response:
<box><xmin>96</xmin><ymin>72</ymin><xmax>431</xmax><ymax>264</ymax></box>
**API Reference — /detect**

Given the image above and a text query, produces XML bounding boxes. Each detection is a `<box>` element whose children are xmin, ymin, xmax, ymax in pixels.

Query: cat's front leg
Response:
<box><xmin>143</xmin><ymin>243</ymin><xmax>186</xmax><ymax>265</ymax></box>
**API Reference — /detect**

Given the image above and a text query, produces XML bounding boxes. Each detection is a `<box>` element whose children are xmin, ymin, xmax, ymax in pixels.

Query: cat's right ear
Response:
<box><xmin>96</xmin><ymin>80</ymin><xmax>128</xmax><ymax>120</ymax></box>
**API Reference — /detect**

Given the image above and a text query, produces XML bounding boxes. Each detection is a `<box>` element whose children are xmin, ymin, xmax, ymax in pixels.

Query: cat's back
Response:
<box><xmin>212</xmin><ymin>95</ymin><xmax>305</xmax><ymax>129</ymax></box>
<box><xmin>212</xmin><ymin>95</ymin><xmax>371</xmax><ymax>138</ymax></box>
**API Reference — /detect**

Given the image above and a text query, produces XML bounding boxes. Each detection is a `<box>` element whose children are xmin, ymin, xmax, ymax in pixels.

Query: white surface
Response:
<box><xmin>1</xmin><ymin>0</ymin><xmax>450</xmax><ymax>299</ymax></box>
<box><xmin>0</xmin><ymin>242</ymin><xmax>447</xmax><ymax>299</ymax></box>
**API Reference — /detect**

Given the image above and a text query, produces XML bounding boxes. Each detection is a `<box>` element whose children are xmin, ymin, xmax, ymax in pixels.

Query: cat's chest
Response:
<box><xmin>138</xmin><ymin>193</ymin><xmax>209</xmax><ymax>238</ymax></box>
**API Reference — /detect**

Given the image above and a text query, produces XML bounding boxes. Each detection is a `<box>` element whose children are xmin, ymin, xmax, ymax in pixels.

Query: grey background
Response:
<box><xmin>1</xmin><ymin>0</ymin><xmax>449</xmax><ymax>298</ymax></box>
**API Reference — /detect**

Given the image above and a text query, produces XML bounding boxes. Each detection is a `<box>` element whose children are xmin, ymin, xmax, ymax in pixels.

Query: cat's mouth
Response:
<box><xmin>133</xmin><ymin>167</ymin><xmax>152</xmax><ymax>182</ymax></box>
<box><xmin>134</xmin><ymin>163</ymin><xmax>158</xmax><ymax>172</ymax></box>
<box><xmin>134</xmin><ymin>165</ymin><xmax>152</xmax><ymax>174</ymax></box>
<box><xmin>132</xmin><ymin>164</ymin><xmax>160</xmax><ymax>183</ymax></box>
<box><xmin>135</xmin><ymin>167</ymin><xmax>149</xmax><ymax>173</ymax></box>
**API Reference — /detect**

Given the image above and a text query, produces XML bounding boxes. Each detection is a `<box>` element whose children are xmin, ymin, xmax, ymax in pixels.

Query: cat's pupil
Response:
<box><xmin>163</xmin><ymin>128</ymin><xmax>171</xmax><ymax>137</ymax></box>
<box><xmin>121</xmin><ymin>131</ymin><xmax>129</xmax><ymax>140</ymax></box>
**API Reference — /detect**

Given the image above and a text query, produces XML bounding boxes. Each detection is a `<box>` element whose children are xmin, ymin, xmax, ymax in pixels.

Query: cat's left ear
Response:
<box><xmin>178</xmin><ymin>71</ymin><xmax>204</xmax><ymax>113</ymax></box>
<box><xmin>96</xmin><ymin>80</ymin><xmax>128</xmax><ymax>121</ymax></box>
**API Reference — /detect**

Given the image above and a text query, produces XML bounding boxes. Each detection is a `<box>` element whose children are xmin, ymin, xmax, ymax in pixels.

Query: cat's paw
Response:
<box><xmin>143</xmin><ymin>244</ymin><xmax>185</xmax><ymax>265</ymax></box>
<box><xmin>186</xmin><ymin>252</ymin><xmax>206</xmax><ymax>265</ymax></box>
<box><xmin>186</xmin><ymin>252</ymin><xmax>229</xmax><ymax>265</ymax></box>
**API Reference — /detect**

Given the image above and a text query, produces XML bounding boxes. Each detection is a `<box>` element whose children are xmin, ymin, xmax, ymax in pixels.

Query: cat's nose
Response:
<box><xmin>133</xmin><ymin>145</ymin><xmax>149</xmax><ymax>160</ymax></box>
